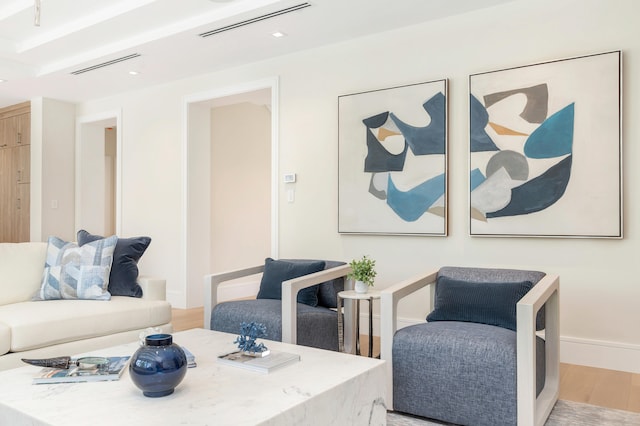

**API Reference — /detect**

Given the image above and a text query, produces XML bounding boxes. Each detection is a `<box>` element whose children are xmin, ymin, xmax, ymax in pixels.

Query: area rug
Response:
<box><xmin>387</xmin><ymin>400</ymin><xmax>640</xmax><ymax>425</ymax></box>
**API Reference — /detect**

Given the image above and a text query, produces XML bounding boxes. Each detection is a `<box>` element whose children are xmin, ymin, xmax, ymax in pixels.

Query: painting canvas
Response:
<box><xmin>469</xmin><ymin>51</ymin><xmax>622</xmax><ymax>238</ymax></box>
<box><xmin>339</xmin><ymin>80</ymin><xmax>447</xmax><ymax>235</ymax></box>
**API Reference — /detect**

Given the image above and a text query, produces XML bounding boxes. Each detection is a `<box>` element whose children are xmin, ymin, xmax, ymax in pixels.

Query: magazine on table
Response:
<box><xmin>217</xmin><ymin>350</ymin><xmax>300</xmax><ymax>374</ymax></box>
<box><xmin>32</xmin><ymin>356</ymin><xmax>131</xmax><ymax>385</ymax></box>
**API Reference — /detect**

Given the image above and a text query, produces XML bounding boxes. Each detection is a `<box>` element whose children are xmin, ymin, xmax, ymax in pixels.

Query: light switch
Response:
<box><xmin>283</xmin><ymin>173</ymin><xmax>296</xmax><ymax>183</ymax></box>
<box><xmin>51</xmin><ymin>200</ymin><xmax>58</xmax><ymax>209</ymax></box>
<box><xmin>287</xmin><ymin>190</ymin><xmax>295</xmax><ymax>203</ymax></box>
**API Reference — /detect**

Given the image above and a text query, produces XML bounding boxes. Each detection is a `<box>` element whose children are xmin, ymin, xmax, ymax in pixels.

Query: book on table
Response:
<box><xmin>182</xmin><ymin>346</ymin><xmax>197</xmax><ymax>368</ymax></box>
<box><xmin>32</xmin><ymin>356</ymin><xmax>131</xmax><ymax>385</ymax></box>
<box><xmin>217</xmin><ymin>350</ymin><xmax>300</xmax><ymax>374</ymax></box>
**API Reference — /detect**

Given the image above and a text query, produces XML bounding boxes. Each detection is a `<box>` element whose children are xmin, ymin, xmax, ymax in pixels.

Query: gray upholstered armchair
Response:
<box><xmin>380</xmin><ymin>266</ymin><xmax>560</xmax><ymax>426</ymax></box>
<box><xmin>204</xmin><ymin>258</ymin><xmax>357</xmax><ymax>352</ymax></box>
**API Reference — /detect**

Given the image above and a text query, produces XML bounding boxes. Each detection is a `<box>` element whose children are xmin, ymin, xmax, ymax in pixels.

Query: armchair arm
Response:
<box><xmin>138</xmin><ymin>276</ymin><xmax>167</xmax><ymax>301</ymax></box>
<box><xmin>517</xmin><ymin>274</ymin><xmax>560</xmax><ymax>426</ymax></box>
<box><xmin>203</xmin><ymin>265</ymin><xmax>265</xmax><ymax>329</ymax></box>
<box><xmin>380</xmin><ymin>268</ymin><xmax>439</xmax><ymax>411</ymax></box>
<box><xmin>281</xmin><ymin>264</ymin><xmax>352</xmax><ymax>345</ymax></box>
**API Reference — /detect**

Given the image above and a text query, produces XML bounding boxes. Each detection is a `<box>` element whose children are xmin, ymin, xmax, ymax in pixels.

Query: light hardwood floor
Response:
<box><xmin>172</xmin><ymin>307</ymin><xmax>640</xmax><ymax>413</ymax></box>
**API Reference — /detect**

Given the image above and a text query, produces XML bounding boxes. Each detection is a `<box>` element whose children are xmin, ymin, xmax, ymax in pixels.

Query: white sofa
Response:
<box><xmin>0</xmin><ymin>242</ymin><xmax>173</xmax><ymax>371</ymax></box>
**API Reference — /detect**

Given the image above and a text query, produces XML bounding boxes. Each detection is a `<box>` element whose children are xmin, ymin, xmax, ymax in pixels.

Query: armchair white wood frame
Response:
<box><xmin>380</xmin><ymin>270</ymin><xmax>560</xmax><ymax>426</ymax></box>
<box><xmin>204</xmin><ymin>264</ymin><xmax>357</xmax><ymax>352</ymax></box>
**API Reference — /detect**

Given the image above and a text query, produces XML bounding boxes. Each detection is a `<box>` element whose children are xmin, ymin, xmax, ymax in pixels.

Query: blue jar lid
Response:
<box><xmin>145</xmin><ymin>334</ymin><xmax>172</xmax><ymax>346</ymax></box>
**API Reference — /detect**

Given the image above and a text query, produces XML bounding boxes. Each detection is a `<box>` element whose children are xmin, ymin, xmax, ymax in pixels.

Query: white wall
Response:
<box><xmin>74</xmin><ymin>0</ymin><xmax>640</xmax><ymax>372</ymax></box>
<box><xmin>78</xmin><ymin>124</ymin><xmax>107</xmax><ymax>234</ymax></box>
<box><xmin>31</xmin><ymin>98</ymin><xmax>76</xmax><ymax>242</ymax></box>
<box><xmin>104</xmin><ymin>127</ymin><xmax>116</xmax><ymax>235</ymax></box>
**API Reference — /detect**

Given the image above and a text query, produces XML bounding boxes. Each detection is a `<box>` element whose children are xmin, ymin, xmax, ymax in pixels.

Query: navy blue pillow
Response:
<box><xmin>279</xmin><ymin>259</ymin><xmax>346</xmax><ymax>308</ymax></box>
<box><xmin>77</xmin><ymin>230</ymin><xmax>151</xmax><ymax>298</ymax></box>
<box><xmin>426</xmin><ymin>275</ymin><xmax>534</xmax><ymax>331</ymax></box>
<box><xmin>256</xmin><ymin>258</ymin><xmax>325</xmax><ymax>307</ymax></box>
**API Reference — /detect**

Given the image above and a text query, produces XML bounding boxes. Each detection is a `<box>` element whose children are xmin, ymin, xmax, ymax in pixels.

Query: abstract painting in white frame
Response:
<box><xmin>339</xmin><ymin>79</ymin><xmax>448</xmax><ymax>236</ymax></box>
<box><xmin>469</xmin><ymin>51</ymin><xmax>622</xmax><ymax>238</ymax></box>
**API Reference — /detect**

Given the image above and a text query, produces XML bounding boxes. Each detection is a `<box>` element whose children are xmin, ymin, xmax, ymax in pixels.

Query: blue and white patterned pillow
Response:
<box><xmin>34</xmin><ymin>235</ymin><xmax>118</xmax><ymax>301</ymax></box>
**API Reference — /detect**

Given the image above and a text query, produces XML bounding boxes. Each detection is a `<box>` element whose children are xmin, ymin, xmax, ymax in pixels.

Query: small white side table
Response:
<box><xmin>337</xmin><ymin>290</ymin><xmax>381</xmax><ymax>357</ymax></box>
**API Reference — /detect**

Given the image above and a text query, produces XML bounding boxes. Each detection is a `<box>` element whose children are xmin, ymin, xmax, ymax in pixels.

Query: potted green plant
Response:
<box><xmin>348</xmin><ymin>255</ymin><xmax>377</xmax><ymax>293</ymax></box>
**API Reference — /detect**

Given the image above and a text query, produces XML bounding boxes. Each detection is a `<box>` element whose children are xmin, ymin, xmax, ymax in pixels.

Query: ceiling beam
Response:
<box><xmin>36</xmin><ymin>0</ymin><xmax>284</xmax><ymax>76</ymax></box>
<box><xmin>17</xmin><ymin>0</ymin><xmax>159</xmax><ymax>53</ymax></box>
<box><xmin>0</xmin><ymin>0</ymin><xmax>32</xmax><ymax>22</ymax></box>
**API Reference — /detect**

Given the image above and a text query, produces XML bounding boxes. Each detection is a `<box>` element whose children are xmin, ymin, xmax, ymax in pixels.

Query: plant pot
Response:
<box><xmin>354</xmin><ymin>280</ymin><xmax>369</xmax><ymax>294</ymax></box>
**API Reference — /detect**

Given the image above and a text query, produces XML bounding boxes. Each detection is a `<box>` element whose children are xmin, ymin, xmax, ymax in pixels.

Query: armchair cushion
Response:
<box><xmin>256</xmin><ymin>258</ymin><xmax>325</xmax><ymax>307</ymax></box>
<box><xmin>392</xmin><ymin>321</ymin><xmax>546</xmax><ymax>425</ymax></box>
<box><xmin>211</xmin><ymin>299</ymin><xmax>339</xmax><ymax>351</ymax></box>
<box><xmin>279</xmin><ymin>259</ymin><xmax>346</xmax><ymax>308</ymax></box>
<box><xmin>426</xmin><ymin>275</ymin><xmax>534</xmax><ymax>331</ymax></box>
<box><xmin>428</xmin><ymin>266</ymin><xmax>547</xmax><ymax>330</ymax></box>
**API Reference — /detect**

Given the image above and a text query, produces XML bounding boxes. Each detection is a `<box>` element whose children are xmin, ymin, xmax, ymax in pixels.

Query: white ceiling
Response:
<box><xmin>0</xmin><ymin>0</ymin><xmax>517</xmax><ymax>108</ymax></box>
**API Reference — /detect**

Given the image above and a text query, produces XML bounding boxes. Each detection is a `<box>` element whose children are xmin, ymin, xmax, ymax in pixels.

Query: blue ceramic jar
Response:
<box><xmin>129</xmin><ymin>334</ymin><xmax>187</xmax><ymax>397</ymax></box>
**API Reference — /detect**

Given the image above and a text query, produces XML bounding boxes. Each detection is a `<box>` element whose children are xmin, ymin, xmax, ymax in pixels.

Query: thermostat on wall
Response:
<box><xmin>283</xmin><ymin>173</ymin><xmax>297</xmax><ymax>183</ymax></box>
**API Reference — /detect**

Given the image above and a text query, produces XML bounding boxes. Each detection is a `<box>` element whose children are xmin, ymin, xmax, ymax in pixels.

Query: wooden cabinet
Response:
<box><xmin>0</xmin><ymin>102</ymin><xmax>30</xmax><ymax>242</ymax></box>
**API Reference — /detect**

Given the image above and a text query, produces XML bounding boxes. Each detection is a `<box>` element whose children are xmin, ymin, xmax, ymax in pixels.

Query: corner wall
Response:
<box><xmin>30</xmin><ymin>98</ymin><xmax>76</xmax><ymax>242</ymax></box>
<box><xmin>75</xmin><ymin>0</ymin><xmax>640</xmax><ymax>372</ymax></box>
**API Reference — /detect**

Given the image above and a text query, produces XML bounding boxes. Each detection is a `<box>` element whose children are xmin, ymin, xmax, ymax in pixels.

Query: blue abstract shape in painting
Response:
<box><xmin>524</xmin><ymin>103</ymin><xmax>574</xmax><ymax>159</ymax></box>
<box><xmin>470</xmin><ymin>168</ymin><xmax>486</xmax><ymax>191</ymax></box>
<box><xmin>470</xmin><ymin>95</ymin><xmax>499</xmax><ymax>152</ymax></box>
<box><xmin>487</xmin><ymin>155</ymin><xmax>572</xmax><ymax>218</ymax></box>
<box><xmin>364</xmin><ymin>128</ymin><xmax>408</xmax><ymax>172</ymax></box>
<box><xmin>362</xmin><ymin>111</ymin><xmax>408</xmax><ymax>172</ymax></box>
<box><xmin>389</xmin><ymin>92</ymin><xmax>445</xmax><ymax>155</ymax></box>
<box><xmin>387</xmin><ymin>173</ymin><xmax>445</xmax><ymax>222</ymax></box>
<box><xmin>362</xmin><ymin>111</ymin><xmax>389</xmax><ymax>128</ymax></box>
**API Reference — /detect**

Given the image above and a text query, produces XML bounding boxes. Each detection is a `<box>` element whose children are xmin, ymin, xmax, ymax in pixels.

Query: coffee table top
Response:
<box><xmin>0</xmin><ymin>328</ymin><xmax>386</xmax><ymax>426</ymax></box>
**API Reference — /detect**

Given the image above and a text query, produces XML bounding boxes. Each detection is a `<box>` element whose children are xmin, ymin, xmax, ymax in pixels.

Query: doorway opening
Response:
<box><xmin>75</xmin><ymin>111</ymin><xmax>122</xmax><ymax>236</ymax></box>
<box><xmin>182</xmin><ymin>78</ymin><xmax>278</xmax><ymax>308</ymax></box>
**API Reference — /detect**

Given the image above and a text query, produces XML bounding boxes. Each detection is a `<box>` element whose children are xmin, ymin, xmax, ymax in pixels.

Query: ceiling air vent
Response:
<box><xmin>199</xmin><ymin>2</ymin><xmax>311</xmax><ymax>37</ymax></box>
<box><xmin>70</xmin><ymin>53</ymin><xmax>141</xmax><ymax>75</ymax></box>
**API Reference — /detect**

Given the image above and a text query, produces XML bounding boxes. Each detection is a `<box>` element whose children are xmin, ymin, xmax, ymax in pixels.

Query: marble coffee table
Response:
<box><xmin>0</xmin><ymin>328</ymin><xmax>386</xmax><ymax>425</ymax></box>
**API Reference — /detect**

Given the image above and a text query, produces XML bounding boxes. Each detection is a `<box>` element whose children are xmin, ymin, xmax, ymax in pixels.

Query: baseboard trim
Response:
<box><xmin>363</xmin><ymin>315</ymin><xmax>640</xmax><ymax>374</ymax></box>
<box><xmin>560</xmin><ymin>336</ymin><xmax>640</xmax><ymax>374</ymax></box>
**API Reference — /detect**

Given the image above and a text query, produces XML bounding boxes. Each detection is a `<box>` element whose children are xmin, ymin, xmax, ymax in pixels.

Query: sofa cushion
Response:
<box><xmin>0</xmin><ymin>297</ymin><xmax>171</xmax><ymax>352</ymax></box>
<box><xmin>0</xmin><ymin>322</ymin><xmax>10</xmax><ymax>356</ymax></box>
<box><xmin>34</xmin><ymin>236</ymin><xmax>117</xmax><ymax>301</ymax></box>
<box><xmin>0</xmin><ymin>243</ymin><xmax>47</xmax><ymax>306</ymax></box>
<box><xmin>256</xmin><ymin>258</ymin><xmax>325</xmax><ymax>307</ymax></box>
<box><xmin>77</xmin><ymin>230</ymin><xmax>151</xmax><ymax>298</ymax></box>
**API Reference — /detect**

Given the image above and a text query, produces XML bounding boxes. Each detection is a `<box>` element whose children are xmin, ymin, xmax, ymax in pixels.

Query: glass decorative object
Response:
<box><xmin>129</xmin><ymin>333</ymin><xmax>187</xmax><ymax>397</ymax></box>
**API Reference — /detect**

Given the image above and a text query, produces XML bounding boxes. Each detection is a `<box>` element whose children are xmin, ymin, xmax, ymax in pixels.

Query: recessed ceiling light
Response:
<box><xmin>0</xmin><ymin>79</ymin><xmax>6</xmax><ymax>83</ymax></box>
<box><xmin>272</xmin><ymin>31</ymin><xmax>286</xmax><ymax>38</ymax></box>
<box><xmin>129</xmin><ymin>71</ymin><xmax>139</xmax><ymax>75</ymax></box>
